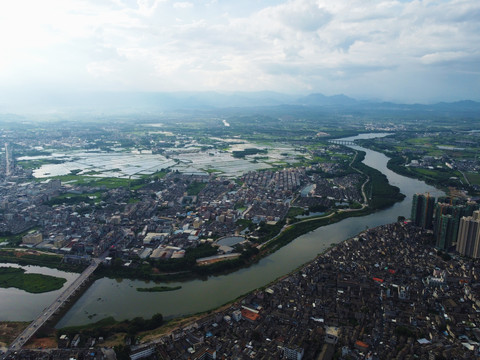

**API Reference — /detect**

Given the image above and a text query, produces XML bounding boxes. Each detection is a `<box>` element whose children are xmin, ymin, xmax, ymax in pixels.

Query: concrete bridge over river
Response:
<box><xmin>2</xmin><ymin>258</ymin><xmax>102</xmax><ymax>359</ymax></box>
<box><xmin>328</xmin><ymin>139</ymin><xmax>357</xmax><ymax>146</ymax></box>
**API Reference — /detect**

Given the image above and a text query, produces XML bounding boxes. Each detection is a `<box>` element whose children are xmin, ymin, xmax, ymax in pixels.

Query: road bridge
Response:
<box><xmin>328</xmin><ymin>139</ymin><xmax>357</xmax><ymax>146</ymax></box>
<box><xmin>2</xmin><ymin>258</ymin><xmax>102</xmax><ymax>359</ymax></box>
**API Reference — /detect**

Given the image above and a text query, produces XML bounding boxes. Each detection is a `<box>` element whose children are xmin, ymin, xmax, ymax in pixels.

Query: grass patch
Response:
<box><xmin>186</xmin><ymin>181</ymin><xmax>207</xmax><ymax>195</ymax></box>
<box><xmin>45</xmin><ymin>171</ymin><xmax>168</xmax><ymax>189</ymax></box>
<box><xmin>287</xmin><ymin>207</ymin><xmax>306</xmax><ymax>218</ymax></box>
<box><xmin>17</xmin><ymin>159</ymin><xmax>64</xmax><ymax>170</ymax></box>
<box><xmin>0</xmin><ymin>267</ymin><xmax>66</xmax><ymax>293</ymax></box>
<box><xmin>47</xmin><ymin>192</ymin><xmax>102</xmax><ymax>206</ymax></box>
<box><xmin>466</xmin><ymin>172</ymin><xmax>480</xmax><ymax>185</ymax></box>
<box><xmin>136</xmin><ymin>286</ymin><xmax>182</xmax><ymax>292</ymax></box>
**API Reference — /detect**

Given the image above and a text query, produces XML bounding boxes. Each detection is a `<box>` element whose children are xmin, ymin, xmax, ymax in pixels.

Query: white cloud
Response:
<box><xmin>0</xmin><ymin>0</ymin><xmax>479</xmax><ymax>101</ymax></box>
<box><xmin>420</xmin><ymin>51</ymin><xmax>469</xmax><ymax>65</ymax></box>
<box><xmin>173</xmin><ymin>2</ymin><xmax>194</xmax><ymax>9</ymax></box>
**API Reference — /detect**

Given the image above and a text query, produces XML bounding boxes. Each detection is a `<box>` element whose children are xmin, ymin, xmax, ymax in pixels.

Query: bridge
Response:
<box><xmin>2</xmin><ymin>258</ymin><xmax>102</xmax><ymax>359</ymax></box>
<box><xmin>329</xmin><ymin>139</ymin><xmax>357</xmax><ymax>146</ymax></box>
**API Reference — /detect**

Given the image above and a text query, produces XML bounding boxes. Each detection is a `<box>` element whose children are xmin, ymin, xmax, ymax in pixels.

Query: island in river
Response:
<box><xmin>0</xmin><ymin>267</ymin><xmax>66</xmax><ymax>294</ymax></box>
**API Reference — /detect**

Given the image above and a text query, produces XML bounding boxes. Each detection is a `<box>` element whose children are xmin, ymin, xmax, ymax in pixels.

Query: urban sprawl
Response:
<box><xmin>1</xmin><ymin>132</ymin><xmax>480</xmax><ymax>360</ymax></box>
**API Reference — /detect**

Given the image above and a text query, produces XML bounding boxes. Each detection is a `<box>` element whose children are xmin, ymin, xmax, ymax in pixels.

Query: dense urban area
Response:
<box><xmin>0</xmin><ymin>110</ymin><xmax>479</xmax><ymax>360</ymax></box>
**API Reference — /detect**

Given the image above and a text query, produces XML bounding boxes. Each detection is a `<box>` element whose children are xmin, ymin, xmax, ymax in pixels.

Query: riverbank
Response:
<box><xmin>356</xmin><ymin>136</ymin><xmax>479</xmax><ymax>197</ymax></box>
<box><xmin>0</xmin><ymin>249</ymin><xmax>85</xmax><ymax>273</ymax></box>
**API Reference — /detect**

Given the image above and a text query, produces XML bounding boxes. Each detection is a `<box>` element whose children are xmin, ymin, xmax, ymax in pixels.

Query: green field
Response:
<box><xmin>466</xmin><ymin>172</ymin><xmax>480</xmax><ymax>185</ymax></box>
<box><xmin>0</xmin><ymin>267</ymin><xmax>66</xmax><ymax>293</ymax></box>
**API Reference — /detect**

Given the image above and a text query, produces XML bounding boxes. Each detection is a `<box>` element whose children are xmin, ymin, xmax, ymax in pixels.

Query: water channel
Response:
<box><xmin>1</xmin><ymin>133</ymin><xmax>445</xmax><ymax>327</ymax></box>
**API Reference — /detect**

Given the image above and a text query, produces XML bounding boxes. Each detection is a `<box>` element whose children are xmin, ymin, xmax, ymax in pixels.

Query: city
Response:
<box><xmin>0</xmin><ymin>118</ymin><xmax>479</xmax><ymax>360</ymax></box>
<box><xmin>1</xmin><ymin>0</ymin><xmax>480</xmax><ymax>359</ymax></box>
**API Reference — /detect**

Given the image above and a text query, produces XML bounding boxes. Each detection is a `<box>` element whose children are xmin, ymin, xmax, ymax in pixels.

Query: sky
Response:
<box><xmin>0</xmin><ymin>0</ymin><xmax>479</xmax><ymax>104</ymax></box>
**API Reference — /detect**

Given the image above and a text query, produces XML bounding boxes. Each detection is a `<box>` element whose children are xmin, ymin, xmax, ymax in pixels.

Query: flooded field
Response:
<box><xmin>25</xmin><ymin>139</ymin><xmax>308</xmax><ymax>179</ymax></box>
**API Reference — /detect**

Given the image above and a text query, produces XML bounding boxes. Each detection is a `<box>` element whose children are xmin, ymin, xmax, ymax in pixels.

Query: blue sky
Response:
<box><xmin>0</xmin><ymin>0</ymin><xmax>479</xmax><ymax>103</ymax></box>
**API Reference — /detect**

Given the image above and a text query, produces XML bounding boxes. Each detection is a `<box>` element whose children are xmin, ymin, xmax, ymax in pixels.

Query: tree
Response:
<box><xmin>149</xmin><ymin>313</ymin><xmax>163</xmax><ymax>329</ymax></box>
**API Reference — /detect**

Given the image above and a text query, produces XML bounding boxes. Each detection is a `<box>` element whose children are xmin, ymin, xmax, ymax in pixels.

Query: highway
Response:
<box><xmin>2</xmin><ymin>258</ymin><xmax>102</xmax><ymax>359</ymax></box>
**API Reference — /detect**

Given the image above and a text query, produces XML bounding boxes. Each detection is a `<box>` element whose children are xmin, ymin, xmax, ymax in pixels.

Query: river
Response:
<box><xmin>0</xmin><ymin>133</ymin><xmax>444</xmax><ymax>327</ymax></box>
<box><xmin>0</xmin><ymin>264</ymin><xmax>79</xmax><ymax>322</ymax></box>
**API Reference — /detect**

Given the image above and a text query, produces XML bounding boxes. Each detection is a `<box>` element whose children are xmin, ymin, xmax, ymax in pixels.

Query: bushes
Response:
<box><xmin>60</xmin><ymin>313</ymin><xmax>164</xmax><ymax>339</ymax></box>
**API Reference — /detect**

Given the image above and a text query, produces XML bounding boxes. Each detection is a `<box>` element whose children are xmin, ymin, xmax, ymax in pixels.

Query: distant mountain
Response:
<box><xmin>0</xmin><ymin>90</ymin><xmax>479</xmax><ymax>115</ymax></box>
<box><xmin>296</xmin><ymin>93</ymin><xmax>358</xmax><ymax>106</ymax></box>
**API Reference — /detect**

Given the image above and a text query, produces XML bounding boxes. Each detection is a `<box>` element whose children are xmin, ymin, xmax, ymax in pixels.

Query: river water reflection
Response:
<box><xmin>0</xmin><ymin>133</ymin><xmax>444</xmax><ymax>326</ymax></box>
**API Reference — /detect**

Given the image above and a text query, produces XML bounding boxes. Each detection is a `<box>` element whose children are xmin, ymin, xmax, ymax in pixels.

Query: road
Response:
<box><xmin>2</xmin><ymin>258</ymin><xmax>102</xmax><ymax>359</ymax></box>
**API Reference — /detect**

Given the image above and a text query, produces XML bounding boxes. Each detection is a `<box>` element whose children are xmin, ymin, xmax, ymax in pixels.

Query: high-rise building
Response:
<box><xmin>411</xmin><ymin>193</ymin><xmax>435</xmax><ymax>229</ymax></box>
<box><xmin>456</xmin><ymin>210</ymin><xmax>480</xmax><ymax>258</ymax></box>
<box><xmin>435</xmin><ymin>214</ymin><xmax>456</xmax><ymax>250</ymax></box>
<box><xmin>434</xmin><ymin>201</ymin><xmax>479</xmax><ymax>250</ymax></box>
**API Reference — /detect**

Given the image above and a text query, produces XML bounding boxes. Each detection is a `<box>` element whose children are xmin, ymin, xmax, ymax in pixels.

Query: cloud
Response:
<box><xmin>0</xmin><ymin>0</ymin><xmax>479</xmax><ymax>102</ymax></box>
<box><xmin>420</xmin><ymin>51</ymin><xmax>469</xmax><ymax>65</ymax></box>
<box><xmin>173</xmin><ymin>2</ymin><xmax>194</xmax><ymax>9</ymax></box>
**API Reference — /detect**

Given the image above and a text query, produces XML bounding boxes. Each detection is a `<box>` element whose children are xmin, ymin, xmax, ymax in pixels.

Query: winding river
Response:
<box><xmin>0</xmin><ymin>133</ymin><xmax>444</xmax><ymax>327</ymax></box>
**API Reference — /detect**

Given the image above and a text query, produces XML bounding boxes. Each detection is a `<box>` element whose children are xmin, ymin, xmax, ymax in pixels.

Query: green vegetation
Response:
<box><xmin>352</xmin><ymin>151</ymin><xmax>405</xmax><ymax>209</ymax></box>
<box><xmin>0</xmin><ymin>267</ymin><xmax>66</xmax><ymax>293</ymax></box>
<box><xmin>387</xmin><ymin>155</ymin><xmax>464</xmax><ymax>189</ymax></box>
<box><xmin>17</xmin><ymin>158</ymin><xmax>64</xmax><ymax>170</ymax></box>
<box><xmin>0</xmin><ymin>228</ymin><xmax>39</xmax><ymax>247</ymax></box>
<box><xmin>96</xmin><ymin>243</ymin><xmax>219</xmax><ymax>280</ymax></box>
<box><xmin>286</xmin><ymin>207</ymin><xmax>306</xmax><ymax>219</ymax></box>
<box><xmin>46</xmin><ymin>175</ymin><xmax>130</xmax><ymax>188</ymax></box>
<box><xmin>256</xmin><ymin>220</ymin><xmax>286</xmax><ymax>243</ymax></box>
<box><xmin>235</xmin><ymin>218</ymin><xmax>254</xmax><ymax>232</ymax></box>
<box><xmin>137</xmin><ymin>285</ymin><xmax>182</xmax><ymax>292</ymax></box>
<box><xmin>186</xmin><ymin>181</ymin><xmax>207</xmax><ymax>195</ymax></box>
<box><xmin>263</xmin><ymin>208</ymin><xmax>374</xmax><ymax>253</ymax></box>
<box><xmin>47</xmin><ymin>192</ymin><xmax>102</xmax><ymax>206</ymax></box>
<box><xmin>466</xmin><ymin>172</ymin><xmax>480</xmax><ymax>185</ymax></box>
<box><xmin>358</xmin><ymin>131</ymin><xmax>479</xmax><ymax>195</ymax></box>
<box><xmin>59</xmin><ymin>313</ymin><xmax>164</xmax><ymax>339</ymax></box>
<box><xmin>45</xmin><ymin>171</ymin><xmax>168</xmax><ymax>190</ymax></box>
<box><xmin>0</xmin><ymin>249</ymin><xmax>84</xmax><ymax>272</ymax></box>
<box><xmin>96</xmin><ymin>243</ymin><xmax>262</xmax><ymax>281</ymax></box>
